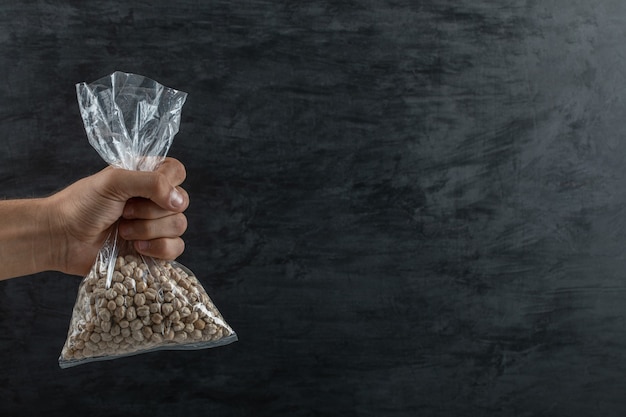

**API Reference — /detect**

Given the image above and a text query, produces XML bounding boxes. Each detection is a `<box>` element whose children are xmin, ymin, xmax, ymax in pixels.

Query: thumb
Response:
<box><xmin>100</xmin><ymin>167</ymin><xmax>187</xmax><ymax>212</ymax></box>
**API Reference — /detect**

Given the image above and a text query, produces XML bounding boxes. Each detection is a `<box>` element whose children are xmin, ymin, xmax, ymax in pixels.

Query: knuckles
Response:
<box><xmin>159</xmin><ymin>158</ymin><xmax>187</xmax><ymax>185</ymax></box>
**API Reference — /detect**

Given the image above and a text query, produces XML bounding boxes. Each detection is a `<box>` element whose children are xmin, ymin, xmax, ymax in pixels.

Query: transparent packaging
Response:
<box><xmin>59</xmin><ymin>71</ymin><xmax>237</xmax><ymax>368</ymax></box>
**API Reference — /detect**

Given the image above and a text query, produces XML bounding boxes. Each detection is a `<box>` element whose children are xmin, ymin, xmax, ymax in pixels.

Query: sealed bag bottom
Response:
<box><xmin>59</xmin><ymin>246</ymin><xmax>237</xmax><ymax>369</ymax></box>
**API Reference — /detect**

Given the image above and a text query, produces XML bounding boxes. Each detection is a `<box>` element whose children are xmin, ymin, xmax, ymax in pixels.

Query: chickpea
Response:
<box><xmin>134</xmin><ymin>293</ymin><xmax>146</xmax><ymax>307</ymax></box>
<box><xmin>59</xmin><ymin>252</ymin><xmax>236</xmax><ymax>366</ymax></box>
<box><xmin>126</xmin><ymin>306</ymin><xmax>137</xmax><ymax>321</ymax></box>
<box><xmin>136</xmin><ymin>305</ymin><xmax>150</xmax><ymax>317</ymax></box>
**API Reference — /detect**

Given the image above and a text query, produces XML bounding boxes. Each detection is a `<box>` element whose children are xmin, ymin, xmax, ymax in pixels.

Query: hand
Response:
<box><xmin>46</xmin><ymin>157</ymin><xmax>189</xmax><ymax>276</ymax></box>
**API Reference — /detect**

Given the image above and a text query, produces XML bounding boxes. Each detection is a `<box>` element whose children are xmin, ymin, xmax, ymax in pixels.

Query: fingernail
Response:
<box><xmin>170</xmin><ymin>189</ymin><xmax>184</xmax><ymax>208</ymax></box>
<box><xmin>136</xmin><ymin>240</ymin><xmax>150</xmax><ymax>251</ymax></box>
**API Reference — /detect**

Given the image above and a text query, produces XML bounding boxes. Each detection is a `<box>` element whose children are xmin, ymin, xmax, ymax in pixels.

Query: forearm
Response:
<box><xmin>0</xmin><ymin>198</ymin><xmax>57</xmax><ymax>280</ymax></box>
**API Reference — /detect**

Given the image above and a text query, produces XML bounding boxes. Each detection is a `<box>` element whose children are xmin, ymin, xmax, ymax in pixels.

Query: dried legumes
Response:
<box><xmin>59</xmin><ymin>254</ymin><xmax>236</xmax><ymax>367</ymax></box>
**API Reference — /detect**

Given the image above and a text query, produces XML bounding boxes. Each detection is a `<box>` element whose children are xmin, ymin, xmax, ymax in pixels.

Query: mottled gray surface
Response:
<box><xmin>1</xmin><ymin>1</ymin><xmax>625</xmax><ymax>416</ymax></box>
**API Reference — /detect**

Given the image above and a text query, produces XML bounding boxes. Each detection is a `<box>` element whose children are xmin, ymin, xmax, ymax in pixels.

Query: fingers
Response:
<box><xmin>134</xmin><ymin>237</ymin><xmax>186</xmax><ymax>260</ymax></box>
<box><xmin>122</xmin><ymin>187</ymin><xmax>189</xmax><ymax>220</ymax></box>
<box><xmin>98</xmin><ymin>157</ymin><xmax>189</xmax><ymax>261</ymax></box>
<box><xmin>156</xmin><ymin>158</ymin><xmax>187</xmax><ymax>186</ymax></box>
<box><xmin>101</xmin><ymin>157</ymin><xmax>188</xmax><ymax>213</ymax></box>
<box><xmin>118</xmin><ymin>213</ymin><xmax>187</xmax><ymax>241</ymax></box>
<box><xmin>119</xmin><ymin>213</ymin><xmax>187</xmax><ymax>260</ymax></box>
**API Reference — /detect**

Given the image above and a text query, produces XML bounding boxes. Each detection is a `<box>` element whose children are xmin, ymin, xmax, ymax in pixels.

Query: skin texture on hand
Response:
<box><xmin>0</xmin><ymin>158</ymin><xmax>189</xmax><ymax>280</ymax></box>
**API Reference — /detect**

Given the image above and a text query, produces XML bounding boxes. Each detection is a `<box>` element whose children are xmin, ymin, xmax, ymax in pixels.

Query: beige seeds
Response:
<box><xmin>60</xmin><ymin>254</ymin><xmax>236</xmax><ymax>365</ymax></box>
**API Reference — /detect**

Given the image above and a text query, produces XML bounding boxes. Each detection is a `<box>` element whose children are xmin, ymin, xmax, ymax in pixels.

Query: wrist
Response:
<box><xmin>0</xmin><ymin>197</ymin><xmax>63</xmax><ymax>279</ymax></box>
<box><xmin>35</xmin><ymin>196</ymin><xmax>67</xmax><ymax>274</ymax></box>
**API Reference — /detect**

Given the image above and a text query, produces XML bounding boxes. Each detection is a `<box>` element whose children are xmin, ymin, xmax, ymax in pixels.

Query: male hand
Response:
<box><xmin>47</xmin><ymin>157</ymin><xmax>189</xmax><ymax>276</ymax></box>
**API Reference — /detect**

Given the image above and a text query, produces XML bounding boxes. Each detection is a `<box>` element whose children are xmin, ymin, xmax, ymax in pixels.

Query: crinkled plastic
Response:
<box><xmin>59</xmin><ymin>71</ymin><xmax>237</xmax><ymax>368</ymax></box>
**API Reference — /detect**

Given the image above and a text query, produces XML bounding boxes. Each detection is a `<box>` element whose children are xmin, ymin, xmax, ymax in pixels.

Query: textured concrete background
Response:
<box><xmin>1</xmin><ymin>1</ymin><xmax>626</xmax><ymax>416</ymax></box>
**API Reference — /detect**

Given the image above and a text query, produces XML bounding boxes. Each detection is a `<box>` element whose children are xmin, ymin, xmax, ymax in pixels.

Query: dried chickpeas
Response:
<box><xmin>59</xmin><ymin>254</ymin><xmax>236</xmax><ymax>366</ymax></box>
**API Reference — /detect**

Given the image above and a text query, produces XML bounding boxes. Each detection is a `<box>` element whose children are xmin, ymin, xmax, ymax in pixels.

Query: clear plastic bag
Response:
<box><xmin>59</xmin><ymin>71</ymin><xmax>237</xmax><ymax>368</ymax></box>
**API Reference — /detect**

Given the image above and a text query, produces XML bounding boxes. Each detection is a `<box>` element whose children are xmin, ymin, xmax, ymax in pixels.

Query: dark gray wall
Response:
<box><xmin>0</xmin><ymin>1</ymin><xmax>624</xmax><ymax>416</ymax></box>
